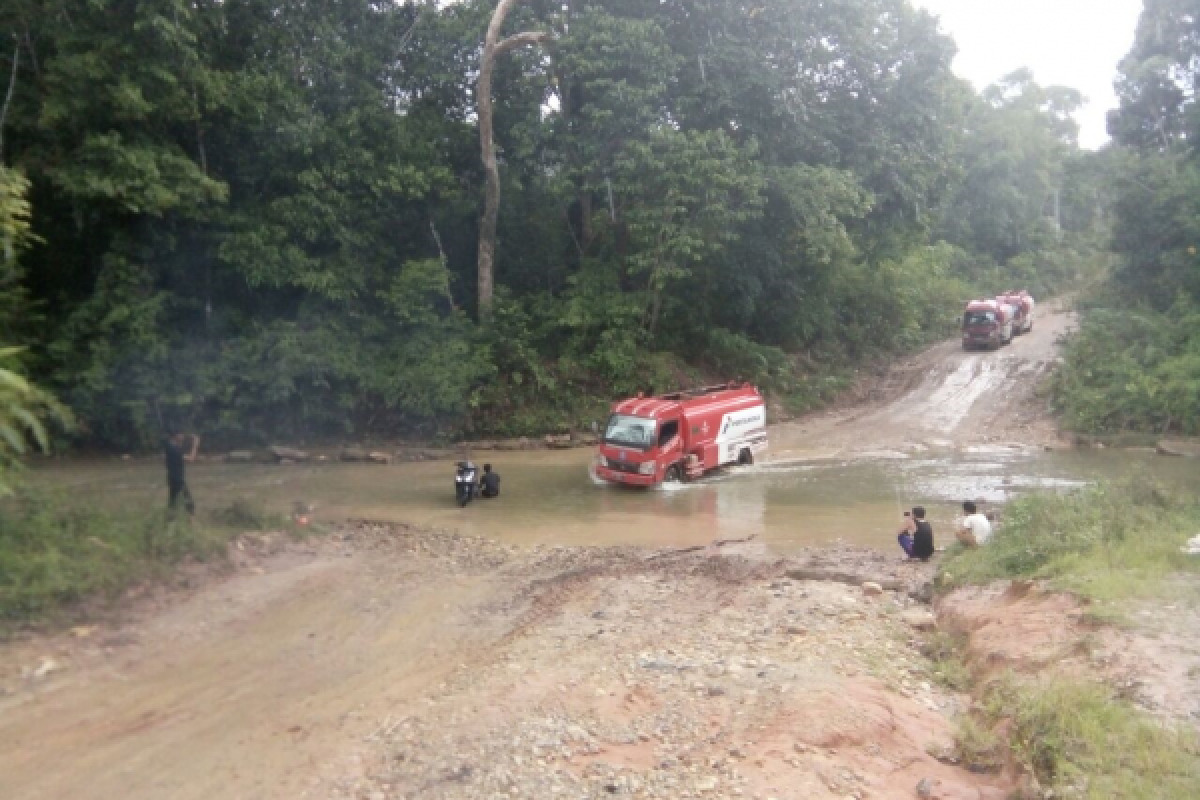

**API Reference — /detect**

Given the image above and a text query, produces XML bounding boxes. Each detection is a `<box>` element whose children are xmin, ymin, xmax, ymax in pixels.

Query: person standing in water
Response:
<box><xmin>897</xmin><ymin>506</ymin><xmax>935</xmax><ymax>561</ymax></box>
<box><xmin>164</xmin><ymin>430</ymin><xmax>200</xmax><ymax>514</ymax></box>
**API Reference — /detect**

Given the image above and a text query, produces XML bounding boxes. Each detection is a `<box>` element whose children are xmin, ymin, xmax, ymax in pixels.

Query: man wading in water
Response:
<box><xmin>164</xmin><ymin>430</ymin><xmax>200</xmax><ymax>514</ymax></box>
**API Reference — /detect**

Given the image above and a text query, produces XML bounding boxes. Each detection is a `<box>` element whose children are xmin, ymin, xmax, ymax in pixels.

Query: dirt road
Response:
<box><xmin>0</xmin><ymin>307</ymin><xmax>1080</xmax><ymax>799</ymax></box>
<box><xmin>774</xmin><ymin>299</ymin><xmax>1076</xmax><ymax>458</ymax></box>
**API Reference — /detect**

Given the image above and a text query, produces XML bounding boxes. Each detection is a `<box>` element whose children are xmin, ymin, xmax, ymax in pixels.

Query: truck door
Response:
<box><xmin>657</xmin><ymin>418</ymin><xmax>682</xmax><ymax>465</ymax></box>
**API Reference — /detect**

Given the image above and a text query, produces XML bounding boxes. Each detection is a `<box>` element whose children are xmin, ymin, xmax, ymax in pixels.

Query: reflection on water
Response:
<box><xmin>30</xmin><ymin>447</ymin><xmax>1200</xmax><ymax>554</ymax></box>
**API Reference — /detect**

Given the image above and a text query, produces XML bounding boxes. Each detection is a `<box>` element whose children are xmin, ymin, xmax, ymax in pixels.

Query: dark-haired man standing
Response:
<box><xmin>164</xmin><ymin>431</ymin><xmax>200</xmax><ymax>514</ymax></box>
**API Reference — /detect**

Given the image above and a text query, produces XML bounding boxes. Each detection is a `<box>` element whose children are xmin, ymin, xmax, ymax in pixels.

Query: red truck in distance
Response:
<box><xmin>594</xmin><ymin>383</ymin><xmax>768</xmax><ymax>487</ymax></box>
<box><xmin>962</xmin><ymin>298</ymin><xmax>1014</xmax><ymax>350</ymax></box>
<box><xmin>998</xmin><ymin>290</ymin><xmax>1035</xmax><ymax>335</ymax></box>
<box><xmin>962</xmin><ymin>290</ymin><xmax>1036</xmax><ymax>350</ymax></box>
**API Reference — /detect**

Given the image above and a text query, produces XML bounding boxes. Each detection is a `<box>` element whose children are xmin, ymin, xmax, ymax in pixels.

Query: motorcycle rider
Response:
<box><xmin>480</xmin><ymin>463</ymin><xmax>500</xmax><ymax>498</ymax></box>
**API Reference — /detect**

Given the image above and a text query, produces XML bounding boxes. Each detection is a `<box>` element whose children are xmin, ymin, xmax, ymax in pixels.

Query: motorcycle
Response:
<box><xmin>454</xmin><ymin>461</ymin><xmax>479</xmax><ymax>507</ymax></box>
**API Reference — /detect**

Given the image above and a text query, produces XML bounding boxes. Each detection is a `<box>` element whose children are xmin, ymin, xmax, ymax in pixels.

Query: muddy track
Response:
<box><xmin>773</xmin><ymin>299</ymin><xmax>1076</xmax><ymax>458</ymax></box>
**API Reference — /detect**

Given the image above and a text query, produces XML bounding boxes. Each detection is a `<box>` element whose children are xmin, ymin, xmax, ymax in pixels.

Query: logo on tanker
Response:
<box><xmin>719</xmin><ymin>407</ymin><xmax>765</xmax><ymax>438</ymax></box>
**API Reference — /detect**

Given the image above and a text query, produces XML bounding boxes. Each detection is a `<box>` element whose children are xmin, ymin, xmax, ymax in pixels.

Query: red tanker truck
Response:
<box><xmin>594</xmin><ymin>383</ymin><xmax>767</xmax><ymax>487</ymax></box>
<box><xmin>962</xmin><ymin>298</ymin><xmax>1015</xmax><ymax>350</ymax></box>
<box><xmin>998</xmin><ymin>290</ymin><xmax>1036</xmax><ymax>335</ymax></box>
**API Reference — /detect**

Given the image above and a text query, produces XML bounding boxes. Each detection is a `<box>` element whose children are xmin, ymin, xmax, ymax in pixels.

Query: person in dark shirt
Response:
<box><xmin>479</xmin><ymin>463</ymin><xmax>500</xmax><ymax>498</ymax></box>
<box><xmin>897</xmin><ymin>506</ymin><xmax>935</xmax><ymax>561</ymax></box>
<box><xmin>164</xmin><ymin>431</ymin><xmax>200</xmax><ymax>514</ymax></box>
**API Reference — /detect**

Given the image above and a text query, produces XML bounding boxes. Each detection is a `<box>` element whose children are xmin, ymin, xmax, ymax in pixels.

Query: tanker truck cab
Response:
<box><xmin>595</xmin><ymin>383</ymin><xmax>767</xmax><ymax>487</ymax></box>
<box><xmin>962</xmin><ymin>298</ymin><xmax>1013</xmax><ymax>350</ymax></box>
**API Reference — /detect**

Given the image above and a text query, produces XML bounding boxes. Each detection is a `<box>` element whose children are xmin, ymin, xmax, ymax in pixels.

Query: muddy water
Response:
<box><xmin>31</xmin><ymin>445</ymin><xmax>1200</xmax><ymax>554</ymax></box>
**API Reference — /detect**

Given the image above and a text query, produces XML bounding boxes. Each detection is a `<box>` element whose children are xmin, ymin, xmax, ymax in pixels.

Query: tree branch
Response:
<box><xmin>495</xmin><ymin>31</ymin><xmax>550</xmax><ymax>58</ymax></box>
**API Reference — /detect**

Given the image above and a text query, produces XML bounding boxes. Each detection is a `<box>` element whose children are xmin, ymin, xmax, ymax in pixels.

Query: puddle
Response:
<box><xmin>30</xmin><ymin>447</ymin><xmax>1200</xmax><ymax>555</ymax></box>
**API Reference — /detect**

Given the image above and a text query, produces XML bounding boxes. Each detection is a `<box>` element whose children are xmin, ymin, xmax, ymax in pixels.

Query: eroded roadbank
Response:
<box><xmin>1</xmin><ymin>524</ymin><xmax>1009</xmax><ymax>800</ymax></box>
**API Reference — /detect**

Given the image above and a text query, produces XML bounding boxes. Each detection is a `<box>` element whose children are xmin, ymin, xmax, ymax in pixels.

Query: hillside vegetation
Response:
<box><xmin>0</xmin><ymin>0</ymin><xmax>1104</xmax><ymax>447</ymax></box>
<box><xmin>1053</xmin><ymin>1</ymin><xmax>1200</xmax><ymax>437</ymax></box>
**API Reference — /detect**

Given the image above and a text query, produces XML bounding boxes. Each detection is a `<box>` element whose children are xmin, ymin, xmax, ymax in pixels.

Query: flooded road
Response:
<box><xmin>34</xmin><ymin>299</ymin><xmax>1192</xmax><ymax>555</ymax></box>
<box><xmin>31</xmin><ymin>443</ymin><xmax>1200</xmax><ymax>554</ymax></box>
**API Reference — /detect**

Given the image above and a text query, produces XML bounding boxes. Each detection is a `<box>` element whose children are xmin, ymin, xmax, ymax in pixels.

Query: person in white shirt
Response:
<box><xmin>956</xmin><ymin>501</ymin><xmax>993</xmax><ymax>547</ymax></box>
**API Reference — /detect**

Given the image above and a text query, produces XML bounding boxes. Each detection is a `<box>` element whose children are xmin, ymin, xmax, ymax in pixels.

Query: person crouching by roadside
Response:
<box><xmin>897</xmin><ymin>506</ymin><xmax>935</xmax><ymax>561</ymax></box>
<box><xmin>480</xmin><ymin>463</ymin><xmax>500</xmax><ymax>498</ymax></box>
<box><xmin>956</xmin><ymin>501</ymin><xmax>992</xmax><ymax>547</ymax></box>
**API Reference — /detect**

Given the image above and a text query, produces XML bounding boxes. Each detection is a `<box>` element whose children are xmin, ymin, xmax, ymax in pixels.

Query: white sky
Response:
<box><xmin>913</xmin><ymin>0</ymin><xmax>1145</xmax><ymax>148</ymax></box>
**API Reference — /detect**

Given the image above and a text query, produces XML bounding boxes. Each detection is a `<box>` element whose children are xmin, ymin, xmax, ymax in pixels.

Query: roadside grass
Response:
<box><xmin>921</xmin><ymin>630</ymin><xmax>973</xmax><ymax>692</ymax></box>
<box><xmin>0</xmin><ymin>491</ymin><xmax>299</xmax><ymax>630</ymax></box>
<box><xmin>975</xmin><ymin>674</ymin><xmax>1200</xmax><ymax>799</ymax></box>
<box><xmin>934</xmin><ymin>478</ymin><xmax>1200</xmax><ymax>796</ymax></box>
<box><xmin>938</xmin><ymin>477</ymin><xmax>1200</xmax><ymax>616</ymax></box>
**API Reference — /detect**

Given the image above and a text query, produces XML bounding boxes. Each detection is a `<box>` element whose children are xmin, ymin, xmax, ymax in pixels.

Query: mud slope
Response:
<box><xmin>774</xmin><ymin>299</ymin><xmax>1076</xmax><ymax>458</ymax></box>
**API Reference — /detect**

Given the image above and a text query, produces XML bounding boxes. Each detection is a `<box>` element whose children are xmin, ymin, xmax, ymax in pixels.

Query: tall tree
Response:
<box><xmin>476</xmin><ymin>0</ymin><xmax>550</xmax><ymax>321</ymax></box>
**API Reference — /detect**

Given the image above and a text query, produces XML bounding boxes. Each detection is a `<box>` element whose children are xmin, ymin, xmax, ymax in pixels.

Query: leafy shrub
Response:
<box><xmin>1051</xmin><ymin>303</ymin><xmax>1200</xmax><ymax>435</ymax></box>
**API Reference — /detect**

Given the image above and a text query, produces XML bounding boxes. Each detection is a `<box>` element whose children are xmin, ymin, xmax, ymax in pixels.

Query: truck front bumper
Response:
<box><xmin>595</xmin><ymin>466</ymin><xmax>658</xmax><ymax>487</ymax></box>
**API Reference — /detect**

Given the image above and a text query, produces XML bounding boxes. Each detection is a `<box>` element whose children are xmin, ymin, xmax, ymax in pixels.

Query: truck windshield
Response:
<box><xmin>964</xmin><ymin>311</ymin><xmax>996</xmax><ymax>326</ymax></box>
<box><xmin>604</xmin><ymin>414</ymin><xmax>657</xmax><ymax>450</ymax></box>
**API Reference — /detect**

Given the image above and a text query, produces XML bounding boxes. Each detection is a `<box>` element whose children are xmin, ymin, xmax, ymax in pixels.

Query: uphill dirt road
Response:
<box><xmin>774</xmin><ymin>299</ymin><xmax>1076</xmax><ymax>458</ymax></box>
<box><xmin>0</xmin><ymin>305</ymin><xmax>1077</xmax><ymax>800</ymax></box>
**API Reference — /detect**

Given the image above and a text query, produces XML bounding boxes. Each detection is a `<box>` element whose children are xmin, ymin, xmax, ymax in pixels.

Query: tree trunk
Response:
<box><xmin>0</xmin><ymin>37</ymin><xmax>19</xmax><ymax>161</ymax></box>
<box><xmin>476</xmin><ymin>1</ymin><xmax>549</xmax><ymax>322</ymax></box>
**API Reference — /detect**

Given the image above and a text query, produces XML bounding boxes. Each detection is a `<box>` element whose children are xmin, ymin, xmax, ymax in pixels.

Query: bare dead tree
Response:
<box><xmin>476</xmin><ymin>0</ymin><xmax>549</xmax><ymax>322</ymax></box>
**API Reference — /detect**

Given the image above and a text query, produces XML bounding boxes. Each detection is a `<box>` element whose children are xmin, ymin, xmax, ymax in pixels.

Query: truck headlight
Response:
<box><xmin>638</xmin><ymin>461</ymin><xmax>656</xmax><ymax>475</ymax></box>
<box><xmin>597</xmin><ymin>455</ymin><xmax>609</xmax><ymax>468</ymax></box>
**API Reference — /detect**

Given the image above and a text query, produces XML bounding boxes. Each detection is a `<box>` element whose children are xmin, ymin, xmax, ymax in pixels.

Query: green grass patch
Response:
<box><xmin>0</xmin><ymin>491</ymin><xmax>301</xmax><ymax>630</ymax></box>
<box><xmin>210</xmin><ymin>497</ymin><xmax>291</xmax><ymax>532</ymax></box>
<box><xmin>922</xmin><ymin>631</ymin><xmax>973</xmax><ymax>692</ymax></box>
<box><xmin>938</xmin><ymin>478</ymin><xmax>1200</xmax><ymax>614</ymax></box>
<box><xmin>979</xmin><ymin>674</ymin><xmax>1200</xmax><ymax>798</ymax></box>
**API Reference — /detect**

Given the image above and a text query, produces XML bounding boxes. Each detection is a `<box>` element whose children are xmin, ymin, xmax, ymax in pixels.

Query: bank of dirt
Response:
<box><xmin>1</xmin><ymin>522</ymin><xmax>1018</xmax><ymax>800</ymax></box>
<box><xmin>937</xmin><ymin>580</ymin><xmax>1200</xmax><ymax>731</ymax></box>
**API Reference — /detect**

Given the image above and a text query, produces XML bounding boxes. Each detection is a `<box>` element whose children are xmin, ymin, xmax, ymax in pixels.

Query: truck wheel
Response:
<box><xmin>738</xmin><ymin>448</ymin><xmax>754</xmax><ymax>466</ymax></box>
<box><xmin>664</xmin><ymin>464</ymin><xmax>683</xmax><ymax>484</ymax></box>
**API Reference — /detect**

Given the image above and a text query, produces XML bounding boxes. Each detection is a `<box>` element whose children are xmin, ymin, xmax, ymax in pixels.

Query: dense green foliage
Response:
<box><xmin>0</xmin><ymin>167</ymin><xmax>70</xmax><ymax>491</ymax></box>
<box><xmin>0</xmin><ymin>0</ymin><xmax>1097</xmax><ymax>446</ymax></box>
<box><xmin>1054</xmin><ymin>0</ymin><xmax>1200</xmax><ymax>435</ymax></box>
<box><xmin>1052</xmin><ymin>304</ymin><xmax>1200</xmax><ymax>434</ymax></box>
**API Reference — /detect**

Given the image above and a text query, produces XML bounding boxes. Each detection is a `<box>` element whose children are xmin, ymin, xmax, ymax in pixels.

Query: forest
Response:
<box><xmin>1051</xmin><ymin>0</ymin><xmax>1200</xmax><ymax>436</ymax></box>
<box><xmin>0</xmin><ymin>0</ymin><xmax>1110</xmax><ymax>451</ymax></box>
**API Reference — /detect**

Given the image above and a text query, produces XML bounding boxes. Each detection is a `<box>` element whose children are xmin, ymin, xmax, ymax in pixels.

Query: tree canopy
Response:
<box><xmin>0</xmin><ymin>0</ymin><xmax>1097</xmax><ymax>446</ymax></box>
